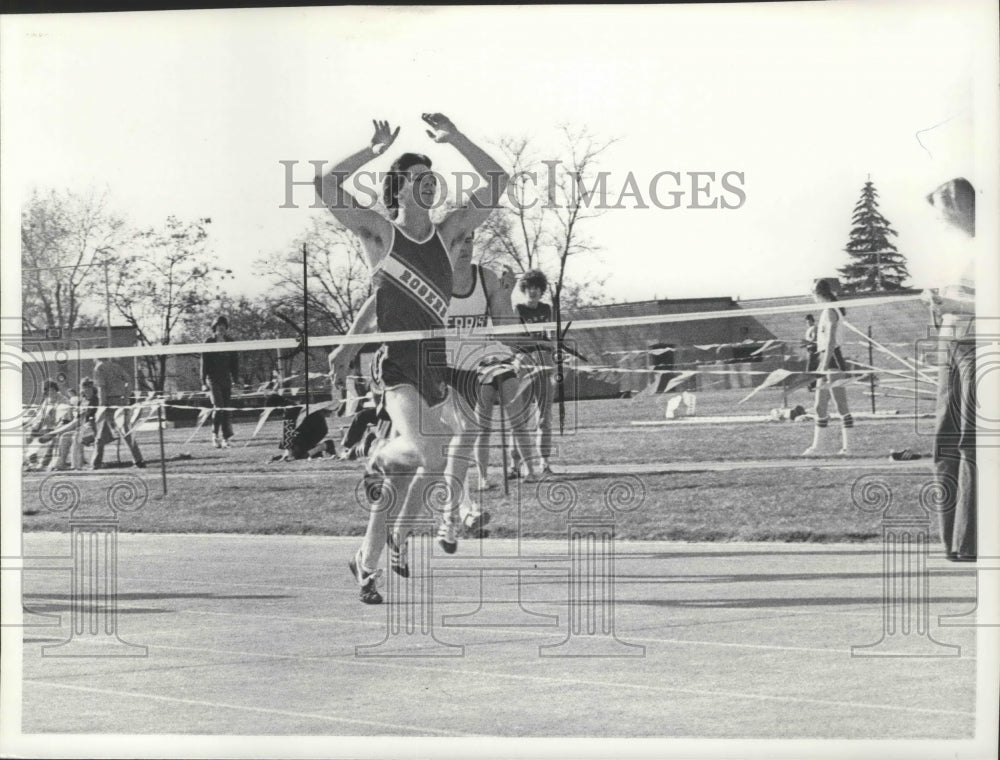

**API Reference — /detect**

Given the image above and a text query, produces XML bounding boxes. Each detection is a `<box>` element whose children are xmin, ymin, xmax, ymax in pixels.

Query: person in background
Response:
<box><xmin>442</xmin><ymin>229</ymin><xmax>535</xmax><ymax>535</ymax></box>
<box><xmin>48</xmin><ymin>378</ymin><xmax>99</xmax><ymax>471</ymax></box>
<box><xmin>923</xmin><ymin>177</ymin><xmax>977</xmax><ymax>562</ymax></box>
<box><xmin>92</xmin><ymin>357</ymin><xmax>145</xmax><ymax>469</ymax></box>
<box><xmin>509</xmin><ymin>269</ymin><xmax>555</xmax><ymax>479</ymax></box>
<box><xmin>200</xmin><ymin>315</ymin><xmax>240</xmax><ymax>448</ymax></box>
<box><xmin>802</xmin><ymin>278</ymin><xmax>853</xmax><ymax>456</ymax></box>
<box><xmin>803</xmin><ymin>314</ymin><xmax>819</xmax><ymax>391</ymax></box>
<box><xmin>23</xmin><ymin>379</ymin><xmax>70</xmax><ymax>470</ymax></box>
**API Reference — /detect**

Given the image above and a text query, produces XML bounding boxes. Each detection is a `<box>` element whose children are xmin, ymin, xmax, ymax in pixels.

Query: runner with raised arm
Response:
<box><xmin>317</xmin><ymin>114</ymin><xmax>508</xmax><ymax>603</ymax></box>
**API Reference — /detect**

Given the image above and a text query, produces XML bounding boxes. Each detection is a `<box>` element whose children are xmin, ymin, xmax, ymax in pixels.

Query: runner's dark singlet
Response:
<box><xmin>371</xmin><ymin>224</ymin><xmax>453</xmax><ymax>407</ymax></box>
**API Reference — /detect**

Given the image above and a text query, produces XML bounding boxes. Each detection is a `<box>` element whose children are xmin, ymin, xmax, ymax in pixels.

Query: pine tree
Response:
<box><xmin>838</xmin><ymin>180</ymin><xmax>910</xmax><ymax>293</ymax></box>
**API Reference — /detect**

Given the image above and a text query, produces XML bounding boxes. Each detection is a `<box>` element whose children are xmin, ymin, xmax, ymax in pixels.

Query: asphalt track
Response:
<box><xmin>16</xmin><ymin>531</ymin><xmax>979</xmax><ymax>738</ymax></box>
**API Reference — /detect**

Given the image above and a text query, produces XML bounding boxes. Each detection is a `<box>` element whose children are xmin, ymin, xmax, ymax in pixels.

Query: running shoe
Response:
<box><xmin>388</xmin><ymin>534</ymin><xmax>409</xmax><ymax>578</ymax></box>
<box><xmin>212</xmin><ymin>435</ymin><xmax>222</xmax><ymax>449</ymax></box>
<box><xmin>889</xmin><ymin>449</ymin><xmax>922</xmax><ymax>462</ymax></box>
<box><xmin>462</xmin><ymin>510</ymin><xmax>492</xmax><ymax>538</ymax></box>
<box><xmin>437</xmin><ymin>522</ymin><xmax>458</xmax><ymax>554</ymax></box>
<box><xmin>348</xmin><ymin>549</ymin><xmax>384</xmax><ymax>604</ymax></box>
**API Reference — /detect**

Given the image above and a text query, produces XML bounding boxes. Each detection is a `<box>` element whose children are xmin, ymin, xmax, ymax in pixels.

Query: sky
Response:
<box><xmin>2</xmin><ymin>1</ymin><xmax>997</xmax><ymax>308</ymax></box>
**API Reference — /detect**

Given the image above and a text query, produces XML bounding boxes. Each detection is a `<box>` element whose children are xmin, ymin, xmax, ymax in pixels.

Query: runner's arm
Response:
<box><xmin>329</xmin><ymin>293</ymin><xmax>378</xmax><ymax>387</ymax></box>
<box><xmin>423</xmin><ymin>114</ymin><xmax>509</xmax><ymax>255</ymax></box>
<box><xmin>315</xmin><ymin>121</ymin><xmax>397</xmax><ymax>269</ymax></box>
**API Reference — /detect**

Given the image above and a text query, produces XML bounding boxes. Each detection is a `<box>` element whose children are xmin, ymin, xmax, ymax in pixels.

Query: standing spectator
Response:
<box><xmin>92</xmin><ymin>358</ymin><xmax>145</xmax><ymax>469</ymax></box>
<box><xmin>509</xmin><ymin>269</ymin><xmax>555</xmax><ymax>478</ymax></box>
<box><xmin>802</xmin><ymin>278</ymin><xmax>853</xmax><ymax>457</ymax></box>
<box><xmin>803</xmin><ymin>314</ymin><xmax>819</xmax><ymax>391</ymax></box>
<box><xmin>923</xmin><ymin>177</ymin><xmax>976</xmax><ymax>562</ymax></box>
<box><xmin>200</xmin><ymin>315</ymin><xmax>239</xmax><ymax>448</ymax></box>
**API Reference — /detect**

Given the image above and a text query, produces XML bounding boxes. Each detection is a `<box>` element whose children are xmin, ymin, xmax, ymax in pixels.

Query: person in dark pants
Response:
<box><xmin>923</xmin><ymin>178</ymin><xmax>977</xmax><ymax>562</ymax></box>
<box><xmin>803</xmin><ymin>314</ymin><xmax>819</xmax><ymax>391</ymax></box>
<box><xmin>200</xmin><ymin>315</ymin><xmax>239</xmax><ymax>449</ymax></box>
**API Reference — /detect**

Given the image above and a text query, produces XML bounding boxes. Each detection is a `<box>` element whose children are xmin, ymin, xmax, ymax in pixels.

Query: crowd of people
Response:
<box><xmin>22</xmin><ymin>358</ymin><xmax>146</xmax><ymax>472</ymax></box>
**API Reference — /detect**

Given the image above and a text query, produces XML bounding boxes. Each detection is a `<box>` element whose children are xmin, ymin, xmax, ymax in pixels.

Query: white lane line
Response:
<box><xmin>29</xmin><ymin>640</ymin><xmax>974</xmax><ymax>720</ymax></box>
<box><xmin>98</xmin><ymin>607</ymin><xmax>973</xmax><ymax>660</ymax></box>
<box><xmin>22</xmin><ymin>679</ymin><xmax>478</xmax><ymax>736</ymax></box>
<box><xmin>352</xmin><ymin>659</ymin><xmax>977</xmax><ymax>719</ymax></box>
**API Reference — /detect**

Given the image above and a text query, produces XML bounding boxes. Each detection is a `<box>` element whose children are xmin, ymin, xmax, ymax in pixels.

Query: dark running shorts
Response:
<box><xmin>828</xmin><ymin>346</ymin><xmax>848</xmax><ymax>372</ymax></box>
<box><xmin>371</xmin><ymin>339</ymin><xmax>448</xmax><ymax>409</ymax></box>
<box><xmin>447</xmin><ymin>360</ymin><xmax>520</xmax><ymax>412</ymax></box>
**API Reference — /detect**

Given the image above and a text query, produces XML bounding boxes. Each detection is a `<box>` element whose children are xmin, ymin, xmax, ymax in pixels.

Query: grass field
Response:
<box><xmin>20</xmin><ymin>386</ymin><xmax>941</xmax><ymax>542</ymax></box>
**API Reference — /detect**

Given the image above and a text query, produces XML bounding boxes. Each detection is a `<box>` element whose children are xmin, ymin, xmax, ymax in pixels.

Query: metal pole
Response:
<box><xmin>157</xmin><ymin>400</ymin><xmax>167</xmax><ymax>496</ymax></box>
<box><xmin>103</xmin><ymin>258</ymin><xmax>113</xmax><ymax>348</ymax></box>
<box><xmin>868</xmin><ymin>325</ymin><xmax>876</xmax><ymax>414</ymax></box>
<box><xmin>498</xmin><ymin>382</ymin><xmax>509</xmax><ymax>496</ymax></box>
<box><xmin>302</xmin><ymin>243</ymin><xmax>309</xmax><ymax>417</ymax></box>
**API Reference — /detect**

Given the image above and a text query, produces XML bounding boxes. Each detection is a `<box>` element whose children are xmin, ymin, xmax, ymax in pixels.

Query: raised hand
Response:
<box><xmin>500</xmin><ymin>267</ymin><xmax>516</xmax><ymax>292</ymax></box>
<box><xmin>370</xmin><ymin>119</ymin><xmax>400</xmax><ymax>156</ymax></box>
<box><xmin>422</xmin><ymin>112</ymin><xmax>459</xmax><ymax>143</ymax></box>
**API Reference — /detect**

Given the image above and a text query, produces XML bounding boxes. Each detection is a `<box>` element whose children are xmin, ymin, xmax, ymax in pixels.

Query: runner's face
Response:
<box><xmin>526</xmin><ymin>286</ymin><xmax>543</xmax><ymax>305</ymax></box>
<box><xmin>404</xmin><ymin>164</ymin><xmax>437</xmax><ymax>209</ymax></box>
<box><xmin>456</xmin><ymin>233</ymin><xmax>474</xmax><ymax>267</ymax></box>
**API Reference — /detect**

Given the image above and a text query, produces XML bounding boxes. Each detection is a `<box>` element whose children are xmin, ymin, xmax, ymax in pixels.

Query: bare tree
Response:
<box><xmin>255</xmin><ymin>214</ymin><xmax>373</xmax><ymax>337</ymax></box>
<box><xmin>546</xmin><ymin>126</ymin><xmax>618</xmax><ymax>431</ymax></box>
<box><xmin>21</xmin><ymin>188</ymin><xmax>126</xmax><ymax>332</ymax></box>
<box><xmin>109</xmin><ymin>216</ymin><xmax>231</xmax><ymax>390</ymax></box>
<box><xmin>546</xmin><ymin>125</ymin><xmax>618</xmax><ymax>316</ymax></box>
<box><xmin>474</xmin><ymin>128</ymin><xmax>617</xmax><ymax>431</ymax></box>
<box><xmin>475</xmin><ymin>136</ymin><xmax>554</xmax><ymax>273</ymax></box>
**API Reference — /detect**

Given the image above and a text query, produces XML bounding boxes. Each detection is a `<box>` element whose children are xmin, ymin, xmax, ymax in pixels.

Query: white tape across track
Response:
<box><xmin>9</xmin><ymin>293</ymin><xmax>923</xmax><ymax>363</ymax></box>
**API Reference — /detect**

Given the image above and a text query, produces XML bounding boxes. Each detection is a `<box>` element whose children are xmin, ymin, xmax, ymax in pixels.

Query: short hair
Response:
<box><xmin>43</xmin><ymin>379</ymin><xmax>59</xmax><ymax>393</ymax></box>
<box><xmin>519</xmin><ymin>269</ymin><xmax>549</xmax><ymax>293</ymax></box>
<box><xmin>804</xmin><ymin>314</ymin><xmax>815</xmax><ymax>323</ymax></box>
<box><xmin>383</xmin><ymin>153</ymin><xmax>432</xmax><ymax>219</ymax></box>
<box><xmin>812</xmin><ymin>278</ymin><xmax>846</xmax><ymax>316</ymax></box>
<box><xmin>926</xmin><ymin>177</ymin><xmax>975</xmax><ymax>237</ymax></box>
<box><xmin>80</xmin><ymin>377</ymin><xmax>94</xmax><ymax>387</ymax></box>
<box><xmin>210</xmin><ymin>315</ymin><xmax>229</xmax><ymax>330</ymax></box>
